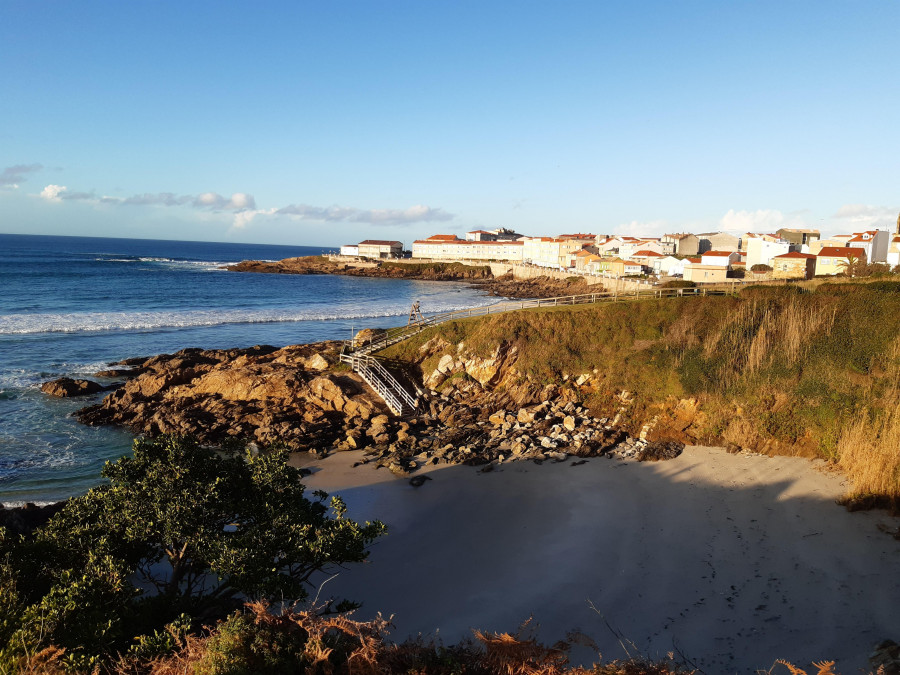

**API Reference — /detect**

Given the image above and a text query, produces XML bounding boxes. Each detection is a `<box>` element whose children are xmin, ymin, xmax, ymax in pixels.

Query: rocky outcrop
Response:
<box><xmin>75</xmin><ymin>342</ymin><xmax>386</xmax><ymax>452</ymax></box>
<box><xmin>225</xmin><ymin>256</ymin><xmax>595</xmax><ymax>299</ymax></box>
<box><xmin>41</xmin><ymin>377</ymin><xmax>109</xmax><ymax>397</ymax></box>
<box><xmin>226</xmin><ymin>257</ymin><xmax>493</xmax><ymax>281</ymax></box>
<box><xmin>0</xmin><ymin>501</ymin><xmax>66</xmax><ymax>535</ymax></box>
<box><xmin>473</xmin><ymin>273</ymin><xmax>596</xmax><ymax>299</ymax></box>
<box><xmin>69</xmin><ymin>333</ymin><xmax>685</xmax><ymax>475</ymax></box>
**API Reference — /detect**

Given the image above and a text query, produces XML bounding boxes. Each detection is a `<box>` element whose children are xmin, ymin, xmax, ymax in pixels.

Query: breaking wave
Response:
<box><xmin>94</xmin><ymin>256</ymin><xmax>231</xmax><ymax>270</ymax></box>
<box><xmin>0</xmin><ymin>300</ymin><xmax>497</xmax><ymax>335</ymax></box>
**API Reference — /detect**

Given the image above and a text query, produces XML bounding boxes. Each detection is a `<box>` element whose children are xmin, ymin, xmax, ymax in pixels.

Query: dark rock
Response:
<box><xmin>870</xmin><ymin>640</ymin><xmax>900</xmax><ymax>675</ymax></box>
<box><xmin>637</xmin><ymin>440</ymin><xmax>685</xmax><ymax>462</ymax></box>
<box><xmin>0</xmin><ymin>501</ymin><xmax>66</xmax><ymax>535</ymax></box>
<box><xmin>409</xmin><ymin>475</ymin><xmax>433</xmax><ymax>487</ymax></box>
<box><xmin>94</xmin><ymin>368</ymin><xmax>140</xmax><ymax>378</ymax></box>
<box><xmin>41</xmin><ymin>377</ymin><xmax>106</xmax><ymax>397</ymax></box>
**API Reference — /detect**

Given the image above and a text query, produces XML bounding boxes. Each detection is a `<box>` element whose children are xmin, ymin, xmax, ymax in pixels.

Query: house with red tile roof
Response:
<box><xmin>772</xmin><ymin>251</ymin><xmax>817</xmax><ymax>279</ymax></box>
<box><xmin>814</xmin><ymin>247</ymin><xmax>867</xmax><ymax>276</ymax></box>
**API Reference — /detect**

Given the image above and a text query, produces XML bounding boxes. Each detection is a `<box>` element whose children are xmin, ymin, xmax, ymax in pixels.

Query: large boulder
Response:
<box><xmin>353</xmin><ymin>328</ymin><xmax>386</xmax><ymax>348</ymax></box>
<box><xmin>41</xmin><ymin>377</ymin><xmax>106</xmax><ymax>397</ymax></box>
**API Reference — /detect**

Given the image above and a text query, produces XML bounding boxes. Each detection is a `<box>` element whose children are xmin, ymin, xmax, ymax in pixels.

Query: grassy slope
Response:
<box><xmin>383</xmin><ymin>282</ymin><xmax>900</xmax><ymax>501</ymax></box>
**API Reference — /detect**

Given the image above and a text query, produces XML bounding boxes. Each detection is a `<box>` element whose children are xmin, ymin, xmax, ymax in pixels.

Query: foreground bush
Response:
<box><xmin>0</xmin><ymin>436</ymin><xmax>385</xmax><ymax>669</ymax></box>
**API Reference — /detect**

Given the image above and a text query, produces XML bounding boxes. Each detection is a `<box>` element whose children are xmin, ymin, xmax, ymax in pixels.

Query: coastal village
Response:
<box><xmin>340</xmin><ymin>224</ymin><xmax>900</xmax><ymax>283</ymax></box>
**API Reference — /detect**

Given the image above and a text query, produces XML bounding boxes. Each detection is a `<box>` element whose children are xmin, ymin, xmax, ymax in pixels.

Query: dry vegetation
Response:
<box><xmin>3</xmin><ymin>602</ymin><xmax>692</xmax><ymax>675</ymax></box>
<box><xmin>4</xmin><ymin>603</ymin><xmax>877</xmax><ymax>675</ymax></box>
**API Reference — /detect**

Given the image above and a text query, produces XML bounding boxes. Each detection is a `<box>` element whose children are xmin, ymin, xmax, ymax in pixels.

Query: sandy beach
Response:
<box><xmin>297</xmin><ymin>447</ymin><xmax>900</xmax><ymax>673</ymax></box>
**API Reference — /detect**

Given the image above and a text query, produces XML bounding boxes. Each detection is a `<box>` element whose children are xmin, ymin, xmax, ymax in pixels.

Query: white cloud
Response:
<box><xmin>275</xmin><ymin>203</ymin><xmax>453</xmax><ymax>225</ymax></box>
<box><xmin>193</xmin><ymin>192</ymin><xmax>256</xmax><ymax>210</ymax></box>
<box><xmin>231</xmin><ymin>208</ymin><xmax>276</xmax><ymax>230</ymax></box>
<box><xmin>614</xmin><ymin>220</ymin><xmax>668</xmax><ymax>237</ymax></box>
<box><xmin>40</xmin><ymin>184</ymin><xmax>67</xmax><ymax>201</ymax></box>
<box><xmin>33</xmin><ymin>178</ymin><xmax>452</xmax><ymax>230</ymax></box>
<box><xmin>833</xmin><ymin>204</ymin><xmax>898</xmax><ymax>230</ymax></box>
<box><xmin>42</xmin><ymin>187</ymin><xmax>256</xmax><ymax>214</ymax></box>
<box><xmin>1</xmin><ymin>163</ymin><xmax>42</xmax><ymax>188</ymax></box>
<box><xmin>718</xmin><ymin>208</ymin><xmax>808</xmax><ymax>233</ymax></box>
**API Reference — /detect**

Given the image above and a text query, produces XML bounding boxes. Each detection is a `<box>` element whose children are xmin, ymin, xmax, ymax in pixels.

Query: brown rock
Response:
<box><xmin>41</xmin><ymin>377</ymin><xmax>106</xmax><ymax>397</ymax></box>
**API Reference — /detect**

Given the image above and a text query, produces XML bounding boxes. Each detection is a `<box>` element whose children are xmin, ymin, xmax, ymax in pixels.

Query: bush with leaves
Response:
<box><xmin>0</xmin><ymin>435</ymin><xmax>385</xmax><ymax>667</ymax></box>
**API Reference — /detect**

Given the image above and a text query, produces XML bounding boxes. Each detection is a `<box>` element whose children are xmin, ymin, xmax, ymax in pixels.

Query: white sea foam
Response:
<box><xmin>0</xmin><ymin>501</ymin><xmax>60</xmax><ymax>508</ymax></box>
<box><xmin>0</xmin><ymin>300</ymin><xmax>497</xmax><ymax>336</ymax></box>
<box><xmin>95</xmin><ymin>256</ymin><xmax>229</xmax><ymax>270</ymax></box>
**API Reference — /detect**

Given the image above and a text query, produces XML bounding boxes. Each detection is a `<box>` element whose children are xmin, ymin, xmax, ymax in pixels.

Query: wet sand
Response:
<box><xmin>298</xmin><ymin>446</ymin><xmax>900</xmax><ymax>673</ymax></box>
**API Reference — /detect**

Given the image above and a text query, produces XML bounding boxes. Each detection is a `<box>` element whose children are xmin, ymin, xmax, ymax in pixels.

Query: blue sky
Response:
<box><xmin>1</xmin><ymin>1</ymin><xmax>898</xmax><ymax>247</ymax></box>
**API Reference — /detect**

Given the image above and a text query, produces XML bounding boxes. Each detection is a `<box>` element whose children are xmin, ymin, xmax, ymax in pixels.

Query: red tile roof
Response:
<box><xmin>703</xmin><ymin>251</ymin><xmax>736</xmax><ymax>256</ymax></box>
<box><xmin>359</xmin><ymin>240</ymin><xmax>403</xmax><ymax>246</ymax></box>
<box><xmin>426</xmin><ymin>234</ymin><xmax>460</xmax><ymax>241</ymax></box>
<box><xmin>817</xmin><ymin>247</ymin><xmax>866</xmax><ymax>258</ymax></box>
<box><xmin>773</xmin><ymin>251</ymin><xmax>816</xmax><ymax>259</ymax></box>
<box><xmin>634</xmin><ymin>250</ymin><xmax>663</xmax><ymax>256</ymax></box>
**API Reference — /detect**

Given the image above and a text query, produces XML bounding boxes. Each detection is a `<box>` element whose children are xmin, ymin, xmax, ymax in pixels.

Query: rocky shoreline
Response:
<box><xmin>43</xmin><ymin>337</ymin><xmax>684</xmax><ymax>479</ymax></box>
<box><xmin>226</xmin><ymin>255</ymin><xmax>596</xmax><ymax>299</ymax></box>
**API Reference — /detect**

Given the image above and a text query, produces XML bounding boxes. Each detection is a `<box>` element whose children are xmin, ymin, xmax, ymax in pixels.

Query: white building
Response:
<box><xmin>465</xmin><ymin>227</ymin><xmax>524</xmax><ymax>242</ymax></box>
<box><xmin>620</xmin><ymin>239</ymin><xmax>668</xmax><ymax>259</ymax></box>
<box><xmin>412</xmin><ymin>235</ymin><xmax>524</xmax><ymax>262</ymax></box>
<box><xmin>358</xmin><ymin>240</ymin><xmax>403</xmax><ymax>259</ymax></box>
<box><xmin>339</xmin><ymin>244</ymin><xmax>359</xmax><ymax>257</ymax></box>
<box><xmin>746</xmin><ymin>237</ymin><xmax>791</xmax><ymax>269</ymax></box>
<box><xmin>653</xmin><ymin>255</ymin><xmax>684</xmax><ymax>276</ymax></box>
<box><xmin>842</xmin><ymin>230</ymin><xmax>891</xmax><ymax>263</ymax></box>
<box><xmin>521</xmin><ymin>237</ymin><xmax>586</xmax><ymax>268</ymax></box>
<box><xmin>700</xmin><ymin>251</ymin><xmax>740</xmax><ymax>268</ymax></box>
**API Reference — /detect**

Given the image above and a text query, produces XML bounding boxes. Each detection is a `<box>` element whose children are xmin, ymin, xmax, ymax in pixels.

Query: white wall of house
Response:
<box><xmin>339</xmin><ymin>245</ymin><xmax>359</xmax><ymax>256</ymax></box>
<box><xmin>746</xmin><ymin>239</ymin><xmax>790</xmax><ymax>268</ymax></box>
<box><xmin>654</xmin><ymin>256</ymin><xmax>683</xmax><ymax>275</ymax></box>
<box><xmin>701</xmin><ymin>251</ymin><xmax>739</xmax><ymax>267</ymax></box>
<box><xmin>852</xmin><ymin>231</ymin><xmax>890</xmax><ymax>263</ymax></box>
<box><xmin>412</xmin><ymin>240</ymin><xmax>524</xmax><ymax>261</ymax></box>
<box><xmin>887</xmin><ymin>237</ymin><xmax>900</xmax><ymax>267</ymax></box>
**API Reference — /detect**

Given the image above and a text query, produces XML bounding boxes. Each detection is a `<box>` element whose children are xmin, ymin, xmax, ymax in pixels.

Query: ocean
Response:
<box><xmin>0</xmin><ymin>234</ymin><xmax>497</xmax><ymax>505</ymax></box>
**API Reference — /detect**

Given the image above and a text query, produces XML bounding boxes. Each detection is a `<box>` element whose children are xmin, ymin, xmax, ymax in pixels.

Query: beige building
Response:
<box><xmin>358</xmin><ymin>240</ymin><xmax>403</xmax><ymax>259</ymax></box>
<box><xmin>662</xmin><ymin>233</ymin><xmax>699</xmax><ymax>255</ymax></box>
<box><xmin>698</xmin><ymin>232</ymin><xmax>741</xmax><ymax>253</ymax></box>
<box><xmin>815</xmin><ymin>247</ymin><xmax>867</xmax><ymax>276</ymax></box>
<box><xmin>771</xmin><ymin>251</ymin><xmax>817</xmax><ymax>280</ymax></box>
<box><xmin>683</xmin><ymin>264</ymin><xmax>728</xmax><ymax>283</ymax></box>
<box><xmin>776</xmin><ymin>228</ymin><xmax>820</xmax><ymax>247</ymax></box>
